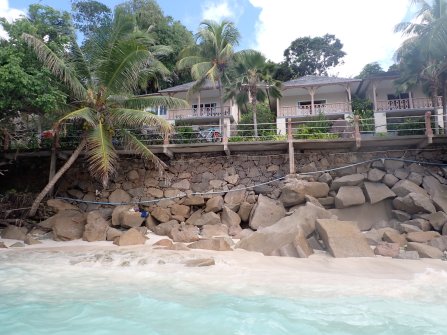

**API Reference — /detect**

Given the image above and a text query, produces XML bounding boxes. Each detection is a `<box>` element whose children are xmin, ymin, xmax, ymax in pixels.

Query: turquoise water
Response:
<box><xmin>1</xmin><ymin>250</ymin><xmax>447</xmax><ymax>335</ymax></box>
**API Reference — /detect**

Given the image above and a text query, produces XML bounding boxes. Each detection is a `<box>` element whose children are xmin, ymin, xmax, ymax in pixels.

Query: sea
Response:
<box><xmin>1</xmin><ymin>247</ymin><xmax>447</xmax><ymax>335</ymax></box>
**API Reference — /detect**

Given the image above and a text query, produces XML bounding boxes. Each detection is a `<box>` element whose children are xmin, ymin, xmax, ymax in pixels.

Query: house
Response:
<box><xmin>356</xmin><ymin>72</ymin><xmax>444</xmax><ymax>133</ymax></box>
<box><xmin>157</xmin><ymin>80</ymin><xmax>239</xmax><ymax>137</ymax></box>
<box><xmin>276</xmin><ymin>75</ymin><xmax>361</xmax><ymax>135</ymax></box>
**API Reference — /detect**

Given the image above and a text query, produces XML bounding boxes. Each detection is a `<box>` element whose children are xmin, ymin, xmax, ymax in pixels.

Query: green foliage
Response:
<box><xmin>351</xmin><ymin>97</ymin><xmax>374</xmax><ymax>132</ymax></box>
<box><xmin>356</xmin><ymin>62</ymin><xmax>385</xmax><ymax>79</ymax></box>
<box><xmin>172</xmin><ymin>126</ymin><xmax>196</xmax><ymax>144</ymax></box>
<box><xmin>71</xmin><ymin>0</ymin><xmax>112</xmax><ymax>38</ymax></box>
<box><xmin>294</xmin><ymin>113</ymin><xmax>338</xmax><ymax>139</ymax></box>
<box><xmin>280</xmin><ymin>34</ymin><xmax>346</xmax><ymax>80</ymax></box>
<box><xmin>235</xmin><ymin>102</ymin><xmax>277</xmax><ymax>138</ymax></box>
<box><xmin>388</xmin><ymin>117</ymin><xmax>428</xmax><ymax>136</ymax></box>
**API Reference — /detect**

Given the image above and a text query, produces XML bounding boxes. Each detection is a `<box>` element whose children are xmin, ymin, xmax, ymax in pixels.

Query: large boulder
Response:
<box><xmin>83</xmin><ymin>211</ymin><xmax>109</xmax><ymax>242</ymax></box>
<box><xmin>1</xmin><ymin>225</ymin><xmax>27</xmax><ymax>241</ymax></box>
<box><xmin>249</xmin><ymin>194</ymin><xmax>286</xmax><ymax>230</ymax></box>
<box><xmin>331</xmin><ymin>174</ymin><xmax>364</xmax><ymax>191</ymax></box>
<box><xmin>152</xmin><ymin>220</ymin><xmax>179</xmax><ymax>237</ymax></box>
<box><xmin>171</xmin><ymin>224</ymin><xmax>200</xmax><ymax>243</ymax></box>
<box><xmin>113</xmin><ymin>228</ymin><xmax>146</xmax><ymax>246</ymax></box>
<box><xmin>237</xmin><ymin>202</ymin><xmax>254</xmax><ymax>222</ymax></box>
<box><xmin>406</xmin><ymin>242</ymin><xmax>443</xmax><ymax>259</ymax></box>
<box><xmin>47</xmin><ymin>199</ymin><xmax>79</xmax><ymax>213</ymax></box>
<box><xmin>183</xmin><ymin>196</ymin><xmax>205</xmax><ymax>206</ymax></box>
<box><xmin>52</xmin><ymin>211</ymin><xmax>87</xmax><ymax>241</ymax></box>
<box><xmin>221</xmin><ymin>206</ymin><xmax>242</xmax><ymax>236</ymax></box>
<box><xmin>382</xmin><ymin>230</ymin><xmax>407</xmax><ymax>247</ymax></box>
<box><xmin>170</xmin><ymin>204</ymin><xmax>190</xmax><ymax>218</ymax></box>
<box><xmin>383</xmin><ymin>174</ymin><xmax>399</xmax><ymax>188</ymax></box>
<box><xmin>151</xmin><ymin>207</ymin><xmax>171</xmax><ymax>223</ymax></box>
<box><xmin>237</xmin><ymin>203</ymin><xmax>333</xmax><ymax>257</ymax></box>
<box><xmin>188</xmin><ymin>239</ymin><xmax>232</xmax><ymax>251</ymax></box>
<box><xmin>224</xmin><ymin>186</ymin><xmax>246</xmax><ymax>205</ymax></box>
<box><xmin>363</xmin><ymin>182</ymin><xmax>396</xmax><ymax>204</ymax></box>
<box><xmin>315</xmin><ymin>219</ymin><xmax>374</xmax><ymax>257</ymax></box>
<box><xmin>201</xmin><ymin>224</ymin><xmax>229</xmax><ymax>238</ymax></box>
<box><xmin>120</xmin><ymin>210</ymin><xmax>146</xmax><ymax>228</ymax></box>
<box><xmin>106</xmin><ymin>227</ymin><xmax>123</xmax><ymax>241</ymax></box>
<box><xmin>391</xmin><ymin>180</ymin><xmax>428</xmax><ymax>198</ymax></box>
<box><xmin>367</xmin><ymin>168</ymin><xmax>386</xmax><ymax>182</ymax></box>
<box><xmin>425</xmin><ymin>211</ymin><xmax>447</xmax><ymax>231</ymax></box>
<box><xmin>109</xmin><ymin>189</ymin><xmax>131</xmax><ymax>204</ymax></box>
<box><xmin>392</xmin><ymin>193</ymin><xmax>436</xmax><ymax>214</ymax></box>
<box><xmin>374</xmin><ymin>242</ymin><xmax>400</xmax><ymax>257</ymax></box>
<box><xmin>406</xmin><ymin>231</ymin><xmax>440</xmax><ymax>243</ymax></box>
<box><xmin>279</xmin><ymin>180</ymin><xmax>329</xmax><ymax>207</ymax></box>
<box><xmin>111</xmin><ymin>205</ymin><xmax>133</xmax><ymax>226</ymax></box>
<box><xmin>334</xmin><ymin>186</ymin><xmax>365</xmax><ymax>209</ymax></box>
<box><xmin>428</xmin><ymin>236</ymin><xmax>447</xmax><ymax>252</ymax></box>
<box><xmin>205</xmin><ymin>196</ymin><xmax>224</xmax><ymax>213</ymax></box>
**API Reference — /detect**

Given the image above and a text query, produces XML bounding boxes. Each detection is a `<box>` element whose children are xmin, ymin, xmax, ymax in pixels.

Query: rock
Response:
<box><xmin>47</xmin><ymin>199</ymin><xmax>79</xmax><ymax>213</ymax></box>
<box><xmin>428</xmin><ymin>236</ymin><xmax>447</xmax><ymax>252</ymax></box>
<box><xmin>401</xmin><ymin>219</ymin><xmax>431</xmax><ymax>231</ymax></box>
<box><xmin>24</xmin><ymin>235</ymin><xmax>42</xmax><ymax>245</ymax></box>
<box><xmin>384</xmin><ymin>159</ymin><xmax>404</xmax><ymax>171</ymax></box>
<box><xmin>291</xmin><ymin>229</ymin><xmax>314</xmax><ymax>258</ymax></box>
<box><xmin>221</xmin><ymin>206</ymin><xmax>242</xmax><ymax>236</ymax></box>
<box><xmin>205</xmin><ymin>196</ymin><xmax>224</xmax><ymax>213</ymax></box>
<box><xmin>9</xmin><ymin>242</ymin><xmax>25</xmax><ymax>248</ymax></box>
<box><xmin>152</xmin><ymin>220</ymin><xmax>179</xmax><ymax>237</ymax></box>
<box><xmin>106</xmin><ymin>227</ymin><xmax>123</xmax><ymax>241</ymax></box>
<box><xmin>247</xmin><ymin>166</ymin><xmax>261</xmax><ymax>178</ymax></box>
<box><xmin>164</xmin><ymin>189</ymin><xmax>185</xmax><ymax>198</ymax></box>
<box><xmin>432</xmin><ymin>193</ymin><xmax>447</xmax><ymax>213</ymax></box>
<box><xmin>170</xmin><ymin>204</ymin><xmax>190</xmax><ymax>218</ymax></box>
<box><xmin>234</xmin><ymin>229</ymin><xmax>255</xmax><ymax>240</ymax></box>
<box><xmin>171</xmin><ymin>224</ymin><xmax>200</xmax><ymax>243</ymax></box>
<box><xmin>331</xmin><ymin>174</ymin><xmax>364</xmax><ymax>191</ymax></box>
<box><xmin>224</xmin><ymin>174</ymin><xmax>239</xmax><ymax>185</ymax></box>
<box><xmin>368</xmin><ymin>168</ymin><xmax>386</xmax><ymax>182</ymax></box>
<box><xmin>119</xmin><ymin>210</ymin><xmax>145</xmax><ymax>228</ymax></box>
<box><xmin>249</xmin><ymin>194</ymin><xmax>286</xmax><ymax>230</ymax></box>
<box><xmin>399</xmin><ymin>224</ymin><xmax>422</xmax><ymax>234</ymax></box>
<box><xmin>279</xmin><ymin>180</ymin><xmax>329</xmax><ymax>207</ymax></box>
<box><xmin>224</xmin><ymin>186</ymin><xmax>246</xmax><ymax>205</ymax></box>
<box><xmin>83</xmin><ymin>211</ymin><xmax>109</xmax><ymax>242</ymax></box>
<box><xmin>363</xmin><ymin>182</ymin><xmax>396</xmax><ymax>204</ymax></box>
<box><xmin>426</xmin><ymin>211</ymin><xmax>447</xmax><ymax>231</ymax></box>
<box><xmin>406</xmin><ymin>242</ymin><xmax>443</xmax><ymax>259</ymax></box>
<box><xmin>182</xmin><ymin>196</ymin><xmax>205</xmax><ymax>206</ymax></box>
<box><xmin>127</xmin><ymin>170</ymin><xmax>139</xmax><ymax>181</ymax></box>
<box><xmin>318</xmin><ymin>197</ymin><xmax>335</xmax><ymax>207</ymax></box>
<box><xmin>406</xmin><ymin>231</ymin><xmax>440</xmax><ymax>243</ymax></box>
<box><xmin>1</xmin><ymin>225</ymin><xmax>27</xmax><ymax>240</ymax></box>
<box><xmin>383</xmin><ymin>174</ymin><xmax>399</xmax><ymax>188</ymax></box>
<box><xmin>422</xmin><ymin>175</ymin><xmax>444</xmax><ymax>196</ymax></box>
<box><xmin>109</xmin><ymin>189</ymin><xmax>131</xmax><ymax>204</ymax></box>
<box><xmin>171</xmin><ymin>179</ymin><xmax>190</xmax><ymax>190</ymax></box>
<box><xmin>391</xmin><ymin>210</ymin><xmax>412</xmax><ymax>222</ymax></box>
<box><xmin>363</xmin><ymin>229</ymin><xmax>382</xmax><ymax>246</ymax></box>
<box><xmin>184</xmin><ymin>258</ymin><xmax>215</xmax><ymax>267</ymax></box>
<box><xmin>52</xmin><ymin>211</ymin><xmax>86</xmax><ymax>241</ymax></box>
<box><xmin>209</xmin><ymin>179</ymin><xmax>225</xmax><ymax>188</ymax></box>
<box><xmin>67</xmin><ymin>189</ymin><xmax>85</xmax><ymax>199</ymax></box>
<box><xmin>397</xmin><ymin>250</ymin><xmax>420</xmax><ymax>260</ymax></box>
<box><xmin>153</xmin><ymin>239</ymin><xmax>174</xmax><ymax>249</ymax></box>
<box><xmin>147</xmin><ymin>187</ymin><xmax>163</xmax><ymax>198</ymax></box>
<box><xmin>334</xmin><ymin>186</ymin><xmax>365</xmax><ymax>208</ymax></box>
<box><xmin>111</xmin><ymin>205</ymin><xmax>133</xmax><ymax>226</ymax></box>
<box><xmin>318</xmin><ymin>173</ymin><xmax>333</xmax><ymax>184</ymax></box>
<box><xmin>151</xmin><ymin>207</ymin><xmax>171</xmax><ymax>223</ymax></box>
<box><xmin>200</xmin><ymin>212</ymin><xmax>221</xmax><ymax>226</ymax></box>
<box><xmin>201</xmin><ymin>224</ymin><xmax>229</xmax><ymax>238</ymax></box>
<box><xmin>113</xmin><ymin>228</ymin><xmax>146</xmax><ymax>246</ymax></box>
<box><xmin>0</xmin><ymin>242</ymin><xmax>6</xmax><ymax>248</ymax></box>
<box><xmin>188</xmin><ymin>239</ymin><xmax>232</xmax><ymax>251</ymax></box>
<box><xmin>374</xmin><ymin>242</ymin><xmax>400</xmax><ymax>257</ymax></box>
<box><xmin>237</xmin><ymin>202</ymin><xmax>253</xmax><ymax>222</ymax></box>
<box><xmin>394</xmin><ymin>168</ymin><xmax>409</xmax><ymax>180</ymax></box>
<box><xmin>237</xmin><ymin>203</ymin><xmax>333</xmax><ymax>256</ymax></box>
<box><xmin>391</xmin><ymin>180</ymin><xmax>428</xmax><ymax>198</ymax></box>
<box><xmin>316</xmin><ymin>219</ymin><xmax>374</xmax><ymax>257</ymax></box>
<box><xmin>392</xmin><ymin>193</ymin><xmax>436</xmax><ymax>214</ymax></box>
<box><xmin>408</xmin><ymin>172</ymin><xmax>423</xmax><ymax>186</ymax></box>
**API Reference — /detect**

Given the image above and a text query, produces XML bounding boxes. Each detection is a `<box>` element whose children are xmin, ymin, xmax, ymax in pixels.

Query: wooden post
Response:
<box><xmin>310</xmin><ymin>87</ymin><xmax>315</xmax><ymax>115</ymax></box>
<box><xmin>48</xmin><ymin>130</ymin><xmax>59</xmax><ymax>195</ymax></box>
<box><xmin>287</xmin><ymin>118</ymin><xmax>295</xmax><ymax>174</ymax></box>
<box><xmin>354</xmin><ymin>115</ymin><xmax>361</xmax><ymax>149</ymax></box>
<box><xmin>372</xmin><ymin>81</ymin><xmax>378</xmax><ymax>112</ymax></box>
<box><xmin>197</xmin><ymin>92</ymin><xmax>201</xmax><ymax>116</ymax></box>
<box><xmin>409</xmin><ymin>91</ymin><xmax>414</xmax><ymax>108</ymax></box>
<box><xmin>425</xmin><ymin>111</ymin><xmax>433</xmax><ymax>144</ymax></box>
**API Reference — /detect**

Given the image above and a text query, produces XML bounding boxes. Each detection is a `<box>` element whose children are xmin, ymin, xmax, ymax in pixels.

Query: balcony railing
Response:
<box><xmin>376</xmin><ymin>96</ymin><xmax>442</xmax><ymax>112</ymax></box>
<box><xmin>279</xmin><ymin>102</ymin><xmax>352</xmax><ymax>117</ymax></box>
<box><xmin>167</xmin><ymin>106</ymin><xmax>231</xmax><ymax>120</ymax></box>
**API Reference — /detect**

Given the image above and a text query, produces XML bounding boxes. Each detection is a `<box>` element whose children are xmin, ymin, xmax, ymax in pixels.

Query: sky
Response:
<box><xmin>2</xmin><ymin>0</ymin><xmax>414</xmax><ymax>77</ymax></box>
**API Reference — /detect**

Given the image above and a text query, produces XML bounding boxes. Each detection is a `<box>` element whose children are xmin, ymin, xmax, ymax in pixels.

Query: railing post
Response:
<box><xmin>287</xmin><ymin>117</ymin><xmax>293</xmax><ymax>141</ymax></box>
<box><xmin>354</xmin><ymin>115</ymin><xmax>361</xmax><ymax>149</ymax></box>
<box><xmin>425</xmin><ymin>111</ymin><xmax>433</xmax><ymax>144</ymax></box>
<box><xmin>287</xmin><ymin>118</ymin><xmax>295</xmax><ymax>174</ymax></box>
<box><xmin>163</xmin><ymin>131</ymin><xmax>170</xmax><ymax>145</ymax></box>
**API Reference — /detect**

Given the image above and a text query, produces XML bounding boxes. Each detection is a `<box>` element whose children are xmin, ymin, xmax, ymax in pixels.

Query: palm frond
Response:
<box><xmin>109</xmin><ymin>108</ymin><xmax>172</xmax><ymax>133</ymax></box>
<box><xmin>56</xmin><ymin>107</ymin><xmax>97</xmax><ymax>127</ymax></box>
<box><xmin>118</xmin><ymin>95</ymin><xmax>188</xmax><ymax>110</ymax></box>
<box><xmin>86</xmin><ymin>121</ymin><xmax>118</xmax><ymax>187</ymax></box>
<box><xmin>22</xmin><ymin>33</ymin><xmax>87</xmax><ymax>100</ymax></box>
<box><xmin>121</xmin><ymin>128</ymin><xmax>166</xmax><ymax>176</ymax></box>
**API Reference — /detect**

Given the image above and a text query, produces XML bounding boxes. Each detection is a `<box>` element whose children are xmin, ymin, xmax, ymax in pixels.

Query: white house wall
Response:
<box><xmin>280</xmin><ymin>91</ymin><xmax>349</xmax><ymax>107</ymax></box>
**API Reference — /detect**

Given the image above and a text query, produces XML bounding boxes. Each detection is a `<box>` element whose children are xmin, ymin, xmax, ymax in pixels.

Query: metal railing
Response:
<box><xmin>279</xmin><ymin>102</ymin><xmax>352</xmax><ymax>117</ymax></box>
<box><xmin>167</xmin><ymin>106</ymin><xmax>232</xmax><ymax>120</ymax></box>
<box><xmin>1</xmin><ymin>112</ymin><xmax>440</xmax><ymax>152</ymax></box>
<box><xmin>376</xmin><ymin>96</ymin><xmax>442</xmax><ymax>111</ymax></box>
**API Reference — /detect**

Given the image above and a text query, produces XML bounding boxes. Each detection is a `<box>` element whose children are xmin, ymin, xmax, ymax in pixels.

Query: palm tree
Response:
<box><xmin>24</xmin><ymin>8</ymin><xmax>187</xmax><ymax>217</ymax></box>
<box><xmin>177</xmin><ymin>20</ymin><xmax>240</xmax><ymax>137</ymax></box>
<box><xmin>225</xmin><ymin>51</ymin><xmax>282</xmax><ymax>137</ymax></box>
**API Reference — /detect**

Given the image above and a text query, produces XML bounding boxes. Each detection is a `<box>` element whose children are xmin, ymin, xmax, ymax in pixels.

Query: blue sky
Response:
<box><xmin>3</xmin><ymin>0</ymin><xmax>413</xmax><ymax>77</ymax></box>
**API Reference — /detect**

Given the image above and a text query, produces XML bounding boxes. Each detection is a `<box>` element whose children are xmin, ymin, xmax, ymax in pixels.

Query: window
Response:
<box><xmin>298</xmin><ymin>100</ymin><xmax>327</xmax><ymax>106</ymax></box>
<box><xmin>192</xmin><ymin>103</ymin><xmax>217</xmax><ymax>116</ymax></box>
<box><xmin>387</xmin><ymin>93</ymin><xmax>409</xmax><ymax>100</ymax></box>
<box><xmin>146</xmin><ymin>106</ymin><xmax>167</xmax><ymax>116</ymax></box>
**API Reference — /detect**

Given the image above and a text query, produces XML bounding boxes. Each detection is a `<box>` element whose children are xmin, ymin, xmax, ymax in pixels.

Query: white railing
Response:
<box><xmin>376</xmin><ymin>96</ymin><xmax>442</xmax><ymax>111</ymax></box>
<box><xmin>167</xmin><ymin>106</ymin><xmax>231</xmax><ymax>120</ymax></box>
<box><xmin>279</xmin><ymin>102</ymin><xmax>352</xmax><ymax>117</ymax></box>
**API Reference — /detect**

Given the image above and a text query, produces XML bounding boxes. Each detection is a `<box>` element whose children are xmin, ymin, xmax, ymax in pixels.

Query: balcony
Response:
<box><xmin>376</xmin><ymin>97</ymin><xmax>442</xmax><ymax>112</ymax></box>
<box><xmin>167</xmin><ymin>106</ymin><xmax>232</xmax><ymax>122</ymax></box>
<box><xmin>279</xmin><ymin>102</ymin><xmax>352</xmax><ymax>118</ymax></box>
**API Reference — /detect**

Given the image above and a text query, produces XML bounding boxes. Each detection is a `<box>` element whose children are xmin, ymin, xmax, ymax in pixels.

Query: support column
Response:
<box><xmin>409</xmin><ymin>91</ymin><xmax>414</xmax><ymax>108</ymax></box>
<box><xmin>197</xmin><ymin>92</ymin><xmax>201</xmax><ymax>116</ymax></box>
<box><xmin>372</xmin><ymin>81</ymin><xmax>378</xmax><ymax>112</ymax></box>
<box><xmin>277</xmin><ymin>117</ymin><xmax>286</xmax><ymax>136</ymax></box>
<box><xmin>436</xmin><ymin>108</ymin><xmax>444</xmax><ymax>134</ymax></box>
<box><xmin>374</xmin><ymin>112</ymin><xmax>388</xmax><ymax>133</ymax></box>
<box><xmin>310</xmin><ymin>87</ymin><xmax>315</xmax><ymax>115</ymax></box>
<box><xmin>287</xmin><ymin>118</ymin><xmax>295</xmax><ymax>174</ymax></box>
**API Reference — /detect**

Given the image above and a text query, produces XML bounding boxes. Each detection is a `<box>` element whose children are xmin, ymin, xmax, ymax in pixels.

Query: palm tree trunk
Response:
<box><xmin>28</xmin><ymin>138</ymin><xmax>87</xmax><ymax>217</ymax></box>
<box><xmin>252</xmin><ymin>95</ymin><xmax>258</xmax><ymax>137</ymax></box>
<box><xmin>218</xmin><ymin>77</ymin><xmax>225</xmax><ymax>140</ymax></box>
<box><xmin>443</xmin><ymin>78</ymin><xmax>447</xmax><ymax>134</ymax></box>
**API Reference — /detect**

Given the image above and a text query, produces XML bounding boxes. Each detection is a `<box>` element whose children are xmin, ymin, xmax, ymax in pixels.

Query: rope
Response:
<box><xmin>55</xmin><ymin>157</ymin><xmax>447</xmax><ymax>206</ymax></box>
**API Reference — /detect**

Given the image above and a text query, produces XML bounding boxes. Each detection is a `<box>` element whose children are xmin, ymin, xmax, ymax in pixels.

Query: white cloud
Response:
<box><xmin>0</xmin><ymin>0</ymin><xmax>25</xmax><ymax>39</ymax></box>
<box><xmin>249</xmin><ymin>0</ymin><xmax>410</xmax><ymax>77</ymax></box>
<box><xmin>202</xmin><ymin>1</ymin><xmax>235</xmax><ymax>22</ymax></box>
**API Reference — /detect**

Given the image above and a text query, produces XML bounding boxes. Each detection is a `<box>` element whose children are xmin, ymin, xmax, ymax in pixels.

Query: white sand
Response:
<box><xmin>2</xmin><ymin>233</ymin><xmax>447</xmax><ymax>299</ymax></box>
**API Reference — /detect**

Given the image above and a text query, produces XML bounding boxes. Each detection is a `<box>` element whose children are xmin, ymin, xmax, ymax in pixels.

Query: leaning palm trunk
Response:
<box><xmin>218</xmin><ymin>77</ymin><xmax>225</xmax><ymax>140</ymax></box>
<box><xmin>28</xmin><ymin>138</ymin><xmax>87</xmax><ymax>217</ymax></box>
<box><xmin>443</xmin><ymin>79</ymin><xmax>447</xmax><ymax>135</ymax></box>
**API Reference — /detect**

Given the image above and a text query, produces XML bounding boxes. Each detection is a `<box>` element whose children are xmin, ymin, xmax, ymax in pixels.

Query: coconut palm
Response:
<box><xmin>177</xmin><ymin>20</ymin><xmax>240</xmax><ymax>137</ymax></box>
<box><xmin>225</xmin><ymin>51</ymin><xmax>282</xmax><ymax>137</ymax></box>
<box><xmin>24</xmin><ymin>8</ymin><xmax>187</xmax><ymax>217</ymax></box>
